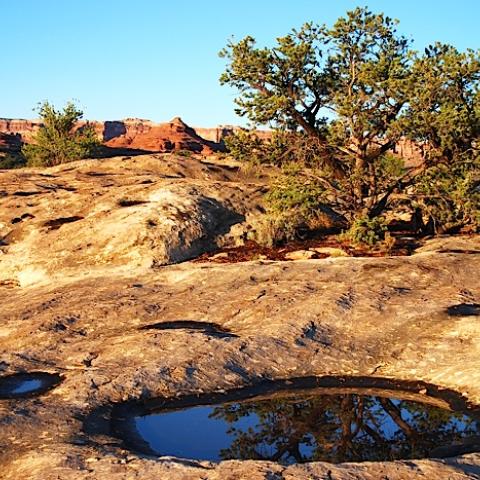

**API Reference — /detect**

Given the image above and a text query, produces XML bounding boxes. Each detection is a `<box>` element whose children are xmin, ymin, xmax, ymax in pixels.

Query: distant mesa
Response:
<box><xmin>0</xmin><ymin>116</ymin><xmax>233</xmax><ymax>155</ymax></box>
<box><xmin>0</xmin><ymin>116</ymin><xmax>423</xmax><ymax>164</ymax></box>
<box><xmin>103</xmin><ymin>116</ymin><xmax>222</xmax><ymax>154</ymax></box>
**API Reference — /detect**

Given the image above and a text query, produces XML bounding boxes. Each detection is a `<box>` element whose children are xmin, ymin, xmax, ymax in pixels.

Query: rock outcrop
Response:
<box><xmin>0</xmin><ymin>234</ymin><xmax>479</xmax><ymax>479</ymax></box>
<box><xmin>0</xmin><ymin>154</ymin><xmax>479</xmax><ymax>479</ymax></box>
<box><xmin>0</xmin><ymin>117</ymin><xmax>224</xmax><ymax>155</ymax></box>
<box><xmin>0</xmin><ymin>154</ymin><xmax>265</xmax><ymax>286</ymax></box>
<box><xmin>104</xmin><ymin>117</ymin><xmax>221</xmax><ymax>153</ymax></box>
<box><xmin>0</xmin><ymin>118</ymin><xmax>42</xmax><ymax>142</ymax></box>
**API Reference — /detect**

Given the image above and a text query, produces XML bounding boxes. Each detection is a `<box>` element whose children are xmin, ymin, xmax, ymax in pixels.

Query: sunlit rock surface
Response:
<box><xmin>0</xmin><ymin>154</ymin><xmax>265</xmax><ymax>286</ymax></box>
<box><xmin>0</xmin><ymin>154</ymin><xmax>479</xmax><ymax>479</ymax></box>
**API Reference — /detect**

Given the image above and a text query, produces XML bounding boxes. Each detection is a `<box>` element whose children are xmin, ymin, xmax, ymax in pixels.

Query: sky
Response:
<box><xmin>2</xmin><ymin>0</ymin><xmax>479</xmax><ymax>127</ymax></box>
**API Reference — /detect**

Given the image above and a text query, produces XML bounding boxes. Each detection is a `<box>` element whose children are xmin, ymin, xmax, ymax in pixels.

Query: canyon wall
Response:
<box><xmin>0</xmin><ymin>117</ymin><xmax>423</xmax><ymax>163</ymax></box>
<box><xmin>0</xmin><ymin>117</ymin><xmax>225</xmax><ymax>154</ymax></box>
<box><xmin>0</xmin><ymin>119</ymin><xmax>42</xmax><ymax>143</ymax></box>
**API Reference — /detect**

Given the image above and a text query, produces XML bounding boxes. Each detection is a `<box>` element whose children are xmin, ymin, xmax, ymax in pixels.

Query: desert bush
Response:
<box><xmin>249</xmin><ymin>213</ymin><xmax>297</xmax><ymax>247</ymax></box>
<box><xmin>0</xmin><ymin>153</ymin><xmax>26</xmax><ymax>169</ymax></box>
<box><xmin>177</xmin><ymin>149</ymin><xmax>193</xmax><ymax>157</ymax></box>
<box><xmin>225</xmin><ymin>129</ymin><xmax>296</xmax><ymax>167</ymax></box>
<box><xmin>22</xmin><ymin>101</ymin><xmax>99</xmax><ymax>167</ymax></box>
<box><xmin>224</xmin><ymin>129</ymin><xmax>265</xmax><ymax>165</ymax></box>
<box><xmin>225</xmin><ymin>129</ymin><xmax>327</xmax><ymax>168</ymax></box>
<box><xmin>342</xmin><ymin>216</ymin><xmax>388</xmax><ymax>246</ymax></box>
<box><xmin>252</xmin><ymin>163</ymin><xmax>349</xmax><ymax>245</ymax></box>
<box><xmin>412</xmin><ymin>159</ymin><xmax>480</xmax><ymax>233</ymax></box>
<box><xmin>264</xmin><ymin>164</ymin><xmax>328</xmax><ymax>241</ymax></box>
<box><xmin>266</xmin><ymin>164</ymin><xmax>328</xmax><ymax>215</ymax></box>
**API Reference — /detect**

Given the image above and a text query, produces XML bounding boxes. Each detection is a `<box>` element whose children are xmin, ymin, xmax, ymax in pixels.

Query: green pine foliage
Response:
<box><xmin>220</xmin><ymin>7</ymin><xmax>480</xmax><ymax>243</ymax></box>
<box><xmin>413</xmin><ymin>159</ymin><xmax>480</xmax><ymax>234</ymax></box>
<box><xmin>22</xmin><ymin>101</ymin><xmax>99</xmax><ymax>167</ymax></box>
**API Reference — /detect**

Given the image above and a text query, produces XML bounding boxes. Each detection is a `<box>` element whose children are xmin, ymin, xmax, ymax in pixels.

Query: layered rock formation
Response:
<box><xmin>0</xmin><ymin>116</ymin><xmax>424</xmax><ymax>163</ymax></box>
<box><xmin>0</xmin><ymin>117</ymin><xmax>224</xmax><ymax>154</ymax></box>
<box><xmin>0</xmin><ymin>153</ymin><xmax>479</xmax><ymax>479</ymax></box>
<box><xmin>0</xmin><ymin>118</ymin><xmax>42</xmax><ymax>142</ymax></box>
<box><xmin>104</xmin><ymin>117</ymin><xmax>221</xmax><ymax>153</ymax></box>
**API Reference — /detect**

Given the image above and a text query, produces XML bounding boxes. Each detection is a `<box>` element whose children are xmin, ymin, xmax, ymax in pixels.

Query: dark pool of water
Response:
<box><xmin>113</xmin><ymin>386</ymin><xmax>480</xmax><ymax>464</ymax></box>
<box><xmin>0</xmin><ymin>372</ymin><xmax>62</xmax><ymax>399</ymax></box>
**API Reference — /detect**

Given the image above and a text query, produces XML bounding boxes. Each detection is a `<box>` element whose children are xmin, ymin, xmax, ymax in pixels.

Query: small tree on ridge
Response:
<box><xmin>22</xmin><ymin>101</ymin><xmax>98</xmax><ymax>167</ymax></box>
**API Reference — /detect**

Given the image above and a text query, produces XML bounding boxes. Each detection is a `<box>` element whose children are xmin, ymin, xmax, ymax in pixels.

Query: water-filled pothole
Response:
<box><xmin>447</xmin><ymin>303</ymin><xmax>480</xmax><ymax>316</ymax></box>
<box><xmin>112</xmin><ymin>377</ymin><xmax>480</xmax><ymax>464</ymax></box>
<box><xmin>0</xmin><ymin>372</ymin><xmax>63</xmax><ymax>399</ymax></box>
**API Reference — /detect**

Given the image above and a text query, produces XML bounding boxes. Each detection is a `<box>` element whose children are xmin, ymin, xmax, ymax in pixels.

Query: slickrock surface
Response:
<box><xmin>0</xmin><ymin>154</ymin><xmax>265</xmax><ymax>286</ymax></box>
<box><xmin>0</xmin><ymin>155</ymin><xmax>479</xmax><ymax>479</ymax></box>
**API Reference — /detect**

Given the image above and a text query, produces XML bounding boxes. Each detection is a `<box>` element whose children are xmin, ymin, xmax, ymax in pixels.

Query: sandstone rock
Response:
<box><xmin>415</xmin><ymin>235</ymin><xmax>480</xmax><ymax>254</ymax></box>
<box><xmin>0</xmin><ymin>245</ymin><xmax>479</xmax><ymax>479</ymax></box>
<box><xmin>209</xmin><ymin>252</ymin><xmax>229</xmax><ymax>260</ymax></box>
<box><xmin>310</xmin><ymin>246</ymin><xmax>350</xmax><ymax>257</ymax></box>
<box><xmin>0</xmin><ymin>118</ymin><xmax>42</xmax><ymax>142</ymax></box>
<box><xmin>284</xmin><ymin>249</ymin><xmax>316</xmax><ymax>260</ymax></box>
<box><xmin>0</xmin><ymin>154</ymin><xmax>264</xmax><ymax>286</ymax></box>
<box><xmin>0</xmin><ymin>117</ymin><xmax>424</xmax><ymax>164</ymax></box>
<box><xmin>105</xmin><ymin>117</ymin><xmax>221</xmax><ymax>154</ymax></box>
<box><xmin>0</xmin><ymin>117</ymin><xmax>224</xmax><ymax>154</ymax></box>
<box><xmin>0</xmin><ymin>153</ymin><xmax>479</xmax><ymax>479</ymax></box>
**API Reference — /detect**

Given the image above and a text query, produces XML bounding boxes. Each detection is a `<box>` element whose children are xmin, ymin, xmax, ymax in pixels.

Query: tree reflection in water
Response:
<box><xmin>210</xmin><ymin>394</ymin><xmax>479</xmax><ymax>464</ymax></box>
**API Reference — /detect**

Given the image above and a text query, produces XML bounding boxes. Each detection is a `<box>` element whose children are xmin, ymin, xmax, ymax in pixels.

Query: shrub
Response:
<box><xmin>413</xmin><ymin>159</ymin><xmax>480</xmax><ymax>233</ymax></box>
<box><xmin>225</xmin><ymin>129</ymin><xmax>326</xmax><ymax>168</ymax></box>
<box><xmin>249</xmin><ymin>213</ymin><xmax>298</xmax><ymax>247</ymax></box>
<box><xmin>177</xmin><ymin>149</ymin><xmax>193</xmax><ymax>157</ymax></box>
<box><xmin>266</xmin><ymin>164</ymin><xmax>327</xmax><ymax>214</ymax></box>
<box><xmin>224</xmin><ymin>129</ymin><xmax>265</xmax><ymax>165</ymax></box>
<box><xmin>264</xmin><ymin>163</ymin><xmax>328</xmax><ymax>240</ymax></box>
<box><xmin>22</xmin><ymin>101</ymin><xmax>99</xmax><ymax>167</ymax></box>
<box><xmin>0</xmin><ymin>153</ymin><xmax>26</xmax><ymax>169</ymax></box>
<box><xmin>342</xmin><ymin>216</ymin><xmax>388</xmax><ymax>246</ymax></box>
<box><xmin>252</xmin><ymin>163</ymin><xmax>348</xmax><ymax>245</ymax></box>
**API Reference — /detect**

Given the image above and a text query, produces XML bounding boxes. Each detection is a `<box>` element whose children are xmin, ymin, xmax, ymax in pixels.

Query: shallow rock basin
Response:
<box><xmin>0</xmin><ymin>372</ymin><xmax>62</xmax><ymax>399</ymax></box>
<box><xmin>1</xmin><ymin>235</ymin><xmax>479</xmax><ymax>479</ymax></box>
<box><xmin>112</xmin><ymin>378</ymin><xmax>480</xmax><ymax>464</ymax></box>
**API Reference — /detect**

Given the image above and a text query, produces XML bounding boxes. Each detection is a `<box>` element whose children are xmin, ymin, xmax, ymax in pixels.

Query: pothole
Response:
<box><xmin>139</xmin><ymin>320</ymin><xmax>238</xmax><ymax>338</ymax></box>
<box><xmin>43</xmin><ymin>216</ymin><xmax>84</xmax><ymax>230</ymax></box>
<box><xmin>111</xmin><ymin>377</ymin><xmax>480</xmax><ymax>464</ymax></box>
<box><xmin>0</xmin><ymin>372</ymin><xmax>63</xmax><ymax>399</ymax></box>
<box><xmin>117</xmin><ymin>198</ymin><xmax>149</xmax><ymax>207</ymax></box>
<box><xmin>447</xmin><ymin>303</ymin><xmax>480</xmax><ymax>316</ymax></box>
<box><xmin>11</xmin><ymin>213</ymin><xmax>35</xmax><ymax>224</ymax></box>
<box><xmin>13</xmin><ymin>191</ymin><xmax>42</xmax><ymax>197</ymax></box>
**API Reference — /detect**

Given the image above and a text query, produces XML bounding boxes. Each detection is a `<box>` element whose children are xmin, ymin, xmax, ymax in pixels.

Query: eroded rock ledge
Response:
<box><xmin>0</xmin><ymin>154</ymin><xmax>266</xmax><ymax>287</ymax></box>
<box><xmin>1</xmin><ymin>154</ymin><xmax>479</xmax><ymax>479</ymax></box>
<box><xmin>0</xmin><ymin>244</ymin><xmax>479</xmax><ymax>479</ymax></box>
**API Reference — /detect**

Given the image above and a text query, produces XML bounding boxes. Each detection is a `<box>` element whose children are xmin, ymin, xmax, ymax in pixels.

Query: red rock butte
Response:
<box><xmin>0</xmin><ymin>117</ymin><xmax>237</xmax><ymax>155</ymax></box>
<box><xmin>0</xmin><ymin>116</ymin><xmax>423</xmax><ymax>165</ymax></box>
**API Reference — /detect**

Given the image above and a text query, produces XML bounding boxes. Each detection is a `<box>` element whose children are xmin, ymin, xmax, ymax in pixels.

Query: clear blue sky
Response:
<box><xmin>2</xmin><ymin>0</ymin><xmax>479</xmax><ymax>126</ymax></box>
